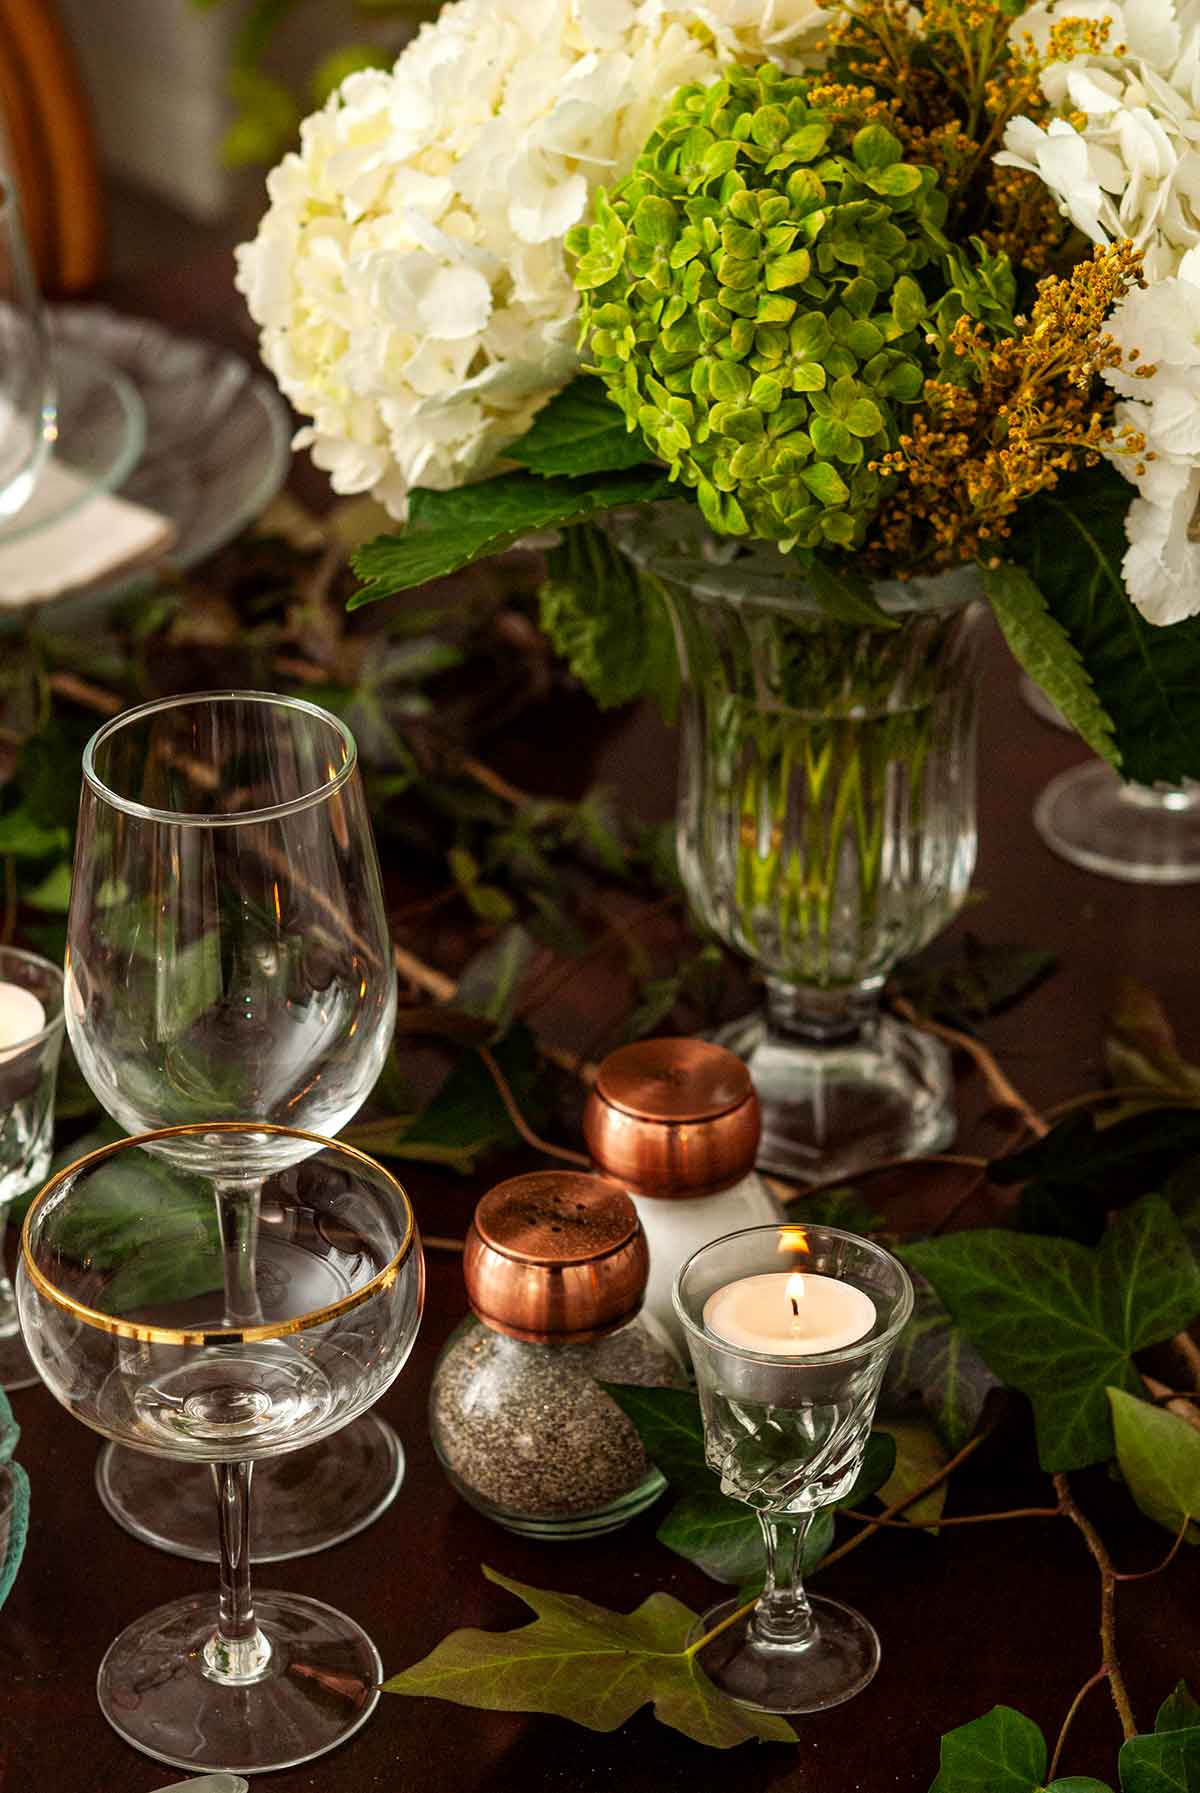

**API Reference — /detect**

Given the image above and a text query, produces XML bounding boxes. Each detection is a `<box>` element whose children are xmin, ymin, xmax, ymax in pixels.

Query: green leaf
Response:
<box><xmin>1009</xmin><ymin>463</ymin><xmax>1200</xmax><ymax>786</ymax></box>
<box><xmin>655</xmin><ymin>1489</ymin><xmax>781</xmax><ymax>1585</ymax></box>
<box><xmin>347</xmin><ymin>1026</ymin><xmax>546</xmax><ymax>1174</ymax></box>
<box><xmin>885</xmin><ymin>1278</ymin><xmax>1000</xmax><ymax>1451</ymax></box>
<box><xmin>891</xmin><ymin>935</ymin><xmax>1058</xmax><ymax>1033</ymax></box>
<box><xmin>930</xmin><ymin>1704</ymin><xmax>1114</xmax><ymax>1793</ymax></box>
<box><xmin>23</xmin><ymin>860</ymin><xmax>72</xmax><ymax>912</ymax></box>
<box><xmin>790</xmin><ymin>1187</ymin><xmax>885</xmax><ymax>1233</ymax></box>
<box><xmin>0</xmin><ymin>809</ymin><xmax>68</xmax><ymax>859</ymax></box>
<box><xmin>349</xmin><ymin>471</ymin><xmax>673</xmax><ymax>606</ymax></box>
<box><xmin>384</xmin><ymin>1566</ymin><xmax>796</xmax><ymax>1748</ymax></box>
<box><xmin>453</xmin><ymin>926</ymin><xmax>537</xmax><ymax>1036</ymax></box>
<box><xmin>601</xmin><ymin>1384</ymin><xmax>709</xmax><ymax>1488</ymax></box>
<box><xmin>875</xmin><ymin>1420</ymin><xmax>949</xmax><ymax>1528</ymax></box>
<box><xmin>538</xmin><ymin>524</ymin><xmax>679</xmax><ymax>716</ymax></box>
<box><xmin>805</xmin><ymin>556</ymin><xmax>900</xmax><ymax>629</ymax></box>
<box><xmin>982</xmin><ymin>561</ymin><xmax>1119</xmax><ymax>769</ymax></box>
<box><xmin>1104</xmin><ymin>980</ymin><xmax>1200</xmax><ymax>1110</ymax></box>
<box><xmin>992</xmin><ymin>1109</ymin><xmax>1200</xmax><ymax>1209</ymax></box>
<box><xmin>509</xmin><ymin>378</ymin><xmax>652</xmax><ymax>478</ymax></box>
<box><xmin>1157</xmin><ymin>1685</ymin><xmax>1200</xmax><ymax>1735</ymax></box>
<box><xmin>1108</xmin><ymin>1388</ymin><xmax>1200</xmax><ymax>1543</ymax></box>
<box><xmin>1121</xmin><ymin>1727</ymin><xmax>1200</xmax><ymax>1792</ymax></box>
<box><xmin>903</xmin><ymin>1197</ymin><xmax>1200</xmax><ymax>1471</ymax></box>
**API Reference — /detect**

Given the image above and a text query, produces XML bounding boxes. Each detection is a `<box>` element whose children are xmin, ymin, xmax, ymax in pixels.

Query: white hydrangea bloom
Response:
<box><xmin>236</xmin><ymin>0</ymin><xmax>826</xmax><ymax>520</ymax></box>
<box><xmin>996</xmin><ymin>0</ymin><xmax>1200</xmax><ymax>279</ymax></box>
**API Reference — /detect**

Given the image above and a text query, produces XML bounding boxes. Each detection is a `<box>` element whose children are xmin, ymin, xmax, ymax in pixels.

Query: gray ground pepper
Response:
<box><xmin>430</xmin><ymin>1316</ymin><xmax>684</xmax><ymax>1519</ymax></box>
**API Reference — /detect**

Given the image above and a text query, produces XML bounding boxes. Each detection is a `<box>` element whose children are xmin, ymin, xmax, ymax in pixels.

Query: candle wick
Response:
<box><xmin>790</xmin><ymin>1297</ymin><xmax>799</xmax><ymax>1318</ymax></box>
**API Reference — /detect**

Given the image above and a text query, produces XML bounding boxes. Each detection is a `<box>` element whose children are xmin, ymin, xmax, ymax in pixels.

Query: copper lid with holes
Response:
<box><xmin>463</xmin><ymin>1170</ymin><xmax>649</xmax><ymax>1343</ymax></box>
<box><xmin>583</xmin><ymin>1038</ymin><xmax>761</xmax><ymax>1198</ymax></box>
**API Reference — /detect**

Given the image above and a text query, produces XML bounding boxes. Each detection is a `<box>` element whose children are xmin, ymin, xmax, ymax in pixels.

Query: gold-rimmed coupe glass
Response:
<box><xmin>16</xmin><ymin>1123</ymin><xmax>424</xmax><ymax>1775</ymax></box>
<box><xmin>65</xmin><ymin>690</ymin><xmax>402</xmax><ymax>1563</ymax></box>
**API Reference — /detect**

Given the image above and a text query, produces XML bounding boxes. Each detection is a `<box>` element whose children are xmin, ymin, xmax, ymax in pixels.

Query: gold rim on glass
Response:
<box><xmin>80</xmin><ymin>689</ymin><xmax>359</xmax><ymax>830</ymax></box>
<box><xmin>20</xmin><ymin>1122</ymin><xmax>417</xmax><ymax>1346</ymax></box>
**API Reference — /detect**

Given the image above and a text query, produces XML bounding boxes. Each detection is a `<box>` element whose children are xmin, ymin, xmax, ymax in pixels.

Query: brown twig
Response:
<box><xmin>841</xmin><ymin>1504</ymin><xmax>1058</xmax><ymax>1531</ymax></box>
<box><xmin>424</xmin><ymin>1235</ymin><xmax>467</xmax><ymax>1254</ymax></box>
<box><xmin>47</xmin><ymin>671</ymin><xmax>124</xmax><ymax>716</ymax></box>
<box><xmin>1113</xmin><ymin>1514</ymin><xmax>1192</xmax><ymax>1583</ymax></box>
<box><xmin>890</xmin><ymin>994</ymin><xmax>1050</xmax><ymax>1140</ymax></box>
<box><xmin>478</xmin><ymin>1044</ymin><xmax>591</xmax><ymax>1169</ymax></box>
<box><xmin>1141</xmin><ymin>1373</ymin><xmax>1200</xmax><ymax>1436</ymax></box>
<box><xmin>458</xmin><ymin>754</ymin><xmax>538</xmax><ymax>810</ymax></box>
<box><xmin>1048</xmin><ymin>1669</ymin><xmax>1109</xmax><ymax>1781</ymax></box>
<box><xmin>1053</xmin><ymin>1472</ymin><xmax>1138</xmax><ymax>1741</ymax></box>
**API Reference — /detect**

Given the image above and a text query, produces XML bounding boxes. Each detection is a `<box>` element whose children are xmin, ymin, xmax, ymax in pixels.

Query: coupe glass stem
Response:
<box><xmin>203</xmin><ymin>1460</ymin><xmax>271</xmax><ymax>1684</ymax></box>
<box><xmin>749</xmin><ymin>1512</ymin><xmax>817</xmax><ymax>1651</ymax></box>
<box><xmin>215</xmin><ymin>1179</ymin><xmax>264</xmax><ymax>1328</ymax></box>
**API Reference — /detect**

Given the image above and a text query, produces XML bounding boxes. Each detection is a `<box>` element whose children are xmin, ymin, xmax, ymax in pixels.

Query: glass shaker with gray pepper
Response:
<box><xmin>429</xmin><ymin>1170</ymin><xmax>684</xmax><ymax>1539</ymax></box>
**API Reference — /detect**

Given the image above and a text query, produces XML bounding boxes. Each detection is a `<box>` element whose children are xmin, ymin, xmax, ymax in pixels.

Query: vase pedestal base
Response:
<box><xmin>717</xmin><ymin>1010</ymin><xmax>955</xmax><ymax>1184</ymax></box>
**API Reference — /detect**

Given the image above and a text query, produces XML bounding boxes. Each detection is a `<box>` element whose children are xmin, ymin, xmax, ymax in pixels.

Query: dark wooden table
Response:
<box><xmin>3</xmin><ymin>239</ymin><xmax>1198</xmax><ymax>1793</ymax></box>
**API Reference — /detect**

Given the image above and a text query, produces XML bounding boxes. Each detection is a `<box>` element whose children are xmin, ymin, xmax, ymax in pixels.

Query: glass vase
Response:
<box><xmin>621</xmin><ymin>509</ymin><xmax>984</xmax><ymax>1184</ymax></box>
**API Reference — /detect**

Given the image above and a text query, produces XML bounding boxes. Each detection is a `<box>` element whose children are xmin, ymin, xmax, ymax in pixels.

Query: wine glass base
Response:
<box><xmin>97</xmin><ymin>1589</ymin><xmax>381</xmax><ymax>1772</ymax></box>
<box><xmin>96</xmin><ymin>1413</ymin><xmax>405</xmax><ymax>1562</ymax></box>
<box><xmin>1034</xmin><ymin>761</ymin><xmax>1200</xmax><ymax>884</ymax></box>
<box><xmin>716</xmin><ymin>1010</ymin><xmax>955</xmax><ymax>1183</ymax></box>
<box><xmin>691</xmin><ymin>1594</ymin><xmax>880</xmax><ymax>1715</ymax></box>
<box><xmin>0</xmin><ymin>1325</ymin><xmax>39</xmax><ymax>1392</ymax></box>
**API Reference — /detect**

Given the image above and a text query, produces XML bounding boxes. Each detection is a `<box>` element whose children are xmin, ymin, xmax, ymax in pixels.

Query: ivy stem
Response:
<box><xmin>686</xmin><ymin>1427</ymin><xmax>994</xmax><ymax>1661</ymax></box>
<box><xmin>840</xmin><ymin>1504</ymin><xmax>1058</xmax><ymax>1530</ymax></box>
<box><xmin>1053</xmin><ymin>1473</ymin><xmax>1138</xmax><ymax>1741</ymax></box>
<box><xmin>1113</xmin><ymin>1513</ymin><xmax>1191</xmax><ymax>1583</ymax></box>
<box><xmin>477</xmin><ymin>1045</ymin><xmax>591</xmax><ymax>1169</ymax></box>
<box><xmin>1047</xmin><ymin>1668</ymin><xmax>1109</xmax><ymax>1781</ymax></box>
<box><xmin>889</xmin><ymin>994</ymin><xmax>1050</xmax><ymax>1140</ymax></box>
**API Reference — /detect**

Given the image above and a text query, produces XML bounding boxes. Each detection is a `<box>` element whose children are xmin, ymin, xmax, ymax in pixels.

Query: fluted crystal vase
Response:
<box><xmin>620</xmin><ymin>509</ymin><xmax>984</xmax><ymax>1183</ymax></box>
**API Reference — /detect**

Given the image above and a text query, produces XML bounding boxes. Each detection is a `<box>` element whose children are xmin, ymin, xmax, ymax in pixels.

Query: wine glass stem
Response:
<box><xmin>204</xmin><ymin>1459</ymin><xmax>271</xmax><ymax>1684</ymax></box>
<box><xmin>750</xmin><ymin>1512</ymin><xmax>817</xmax><ymax>1650</ymax></box>
<box><xmin>215</xmin><ymin>1179</ymin><xmax>264</xmax><ymax>1328</ymax></box>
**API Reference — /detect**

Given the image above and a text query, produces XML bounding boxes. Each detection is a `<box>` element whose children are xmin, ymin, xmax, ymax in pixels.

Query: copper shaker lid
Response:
<box><xmin>463</xmin><ymin>1170</ymin><xmax>649</xmax><ymax>1343</ymax></box>
<box><xmin>583</xmin><ymin>1038</ymin><xmax>760</xmax><ymax>1198</ymax></box>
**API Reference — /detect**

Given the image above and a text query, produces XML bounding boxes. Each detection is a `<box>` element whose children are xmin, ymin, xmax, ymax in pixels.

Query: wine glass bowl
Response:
<box><xmin>66</xmin><ymin>691</ymin><xmax>396</xmax><ymax>1177</ymax></box>
<box><xmin>17</xmin><ymin>1123</ymin><xmax>423</xmax><ymax>1773</ymax></box>
<box><xmin>0</xmin><ymin>168</ymin><xmax>53</xmax><ymax>521</ymax></box>
<box><xmin>673</xmin><ymin>1223</ymin><xmax>912</xmax><ymax>1715</ymax></box>
<box><xmin>0</xmin><ymin>946</ymin><xmax>66</xmax><ymax>1390</ymax></box>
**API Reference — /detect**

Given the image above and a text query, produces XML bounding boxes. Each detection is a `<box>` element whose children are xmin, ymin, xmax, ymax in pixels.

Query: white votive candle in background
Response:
<box><xmin>704</xmin><ymin>1271</ymin><xmax>876</xmax><ymax>1355</ymax></box>
<box><xmin>0</xmin><ymin>981</ymin><xmax>45</xmax><ymax>1057</ymax></box>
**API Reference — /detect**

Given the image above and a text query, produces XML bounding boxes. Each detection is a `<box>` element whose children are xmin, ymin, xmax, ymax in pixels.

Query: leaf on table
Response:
<box><xmin>991</xmin><ymin>1109</ymin><xmax>1200</xmax><ymax>1210</ymax></box>
<box><xmin>508</xmin><ymin>377</ymin><xmax>653</xmax><ymax>478</ymax></box>
<box><xmin>903</xmin><ymin>1197</ymin><xmax>1200</xmax><ymax>1472</ymax></box>
<box><xmin>384</xmin><ymin>1566</ymin><xmax>796</xmax><ymax>1748</ymax></box>
<box><xmin>655</xmin><ymin>1490</ymin><xmax>778</xmax><ymax>1586</ymax></box>
<box><xmin>789</xmin><ymin>1187</ymin><xmax>886</xmax><ymax>1234</ymax></box>
<box><xmin>982</xmin><ymin>561</ymin><xmax>1119</xmax><ymax>769</ymax></box>
<box><xmin>929</xmin><ymin>1704</ymin><xmax>1113</xmax><ymax>1793</ymax></box>
<box><xmin>0</xmin><ymin>806</ymin><xmax>69</xmax><ymax>859</ymax></box>
<box><xmin>349</xmin><ymin>470</ymin><xmax>673</xmax><ymax>606</ymax></box>
<box><xmin>890</xmin><ymin>935</ymin><xmax>1057</xmax><ymax>1034</ymax></box>
<box><xmin>883</xmin><ymin>1278</ymin><xmax>1001</xmax><ymax>1452</ymax></box>
<box><xmin>1120</xmin><ymin>1726</ymin><xmax>1200</xmax><ymax>1792</ymax></box>
<box><xmin>1107</xmin><ymin>1388</ymin><xmax>1200</xmax><ymax>1544</ymax></box>
<box><xmin>1156</xmin><ymin>1683</ymin><xmax>1200</xmax><ymax>1735</ymax></box>
<box><xmin>453</xmin><ymin>925</ymin><xmax>538</xmax><ymax>1037</ymax></box>
<box><xmin>1104</xmin><ymin>980</ymin><xmax>1200</xmax><ymax>1114</ymax></box>
<box><xmin>1017</xmin><ymin>1181</ymin><xmax>1109</xmax><ymax>1248</ymax></box>
<box><xmin>875</xmin><ymin>1421</ymin><xmax>950</xmax><ymax>1528</ymax></box>
<box><xmin>601</xmin><ymin>1384</ymin><xmax>710</xmax><ymax>1489</ymax></box>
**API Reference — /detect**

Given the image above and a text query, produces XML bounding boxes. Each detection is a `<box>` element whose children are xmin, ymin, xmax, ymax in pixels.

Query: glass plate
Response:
<box><xmin>44</xmin><ymin>305</ymin><xmax>292</xmax><ymax>599</ymax></box>
<box><xmin>0</xmin><ymin>341</ymin><xmax>145</xmax><ymax>543</ymax></box>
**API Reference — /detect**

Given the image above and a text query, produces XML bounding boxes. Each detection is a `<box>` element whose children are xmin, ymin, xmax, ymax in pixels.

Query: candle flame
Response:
<box><xmin>786</xmin><ymin>1272</ymin><xmax>806</xmax><ymax>1318</ymax></box>
<box><xmin>778</xmin><ymin>1227</ymin><xmax>810</xmax><ymax>1256</ymax></box>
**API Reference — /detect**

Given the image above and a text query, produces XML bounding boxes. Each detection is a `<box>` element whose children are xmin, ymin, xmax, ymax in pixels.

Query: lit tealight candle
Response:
<box><xmin>703</xmin><ymin>1271</ymin><xmax>876</xmax><ymax>1355</ymax></box>
<box><xmin>0</xmin><ymin>981</ymin><xmax>45</xmax><ymax>1059</ymax></box>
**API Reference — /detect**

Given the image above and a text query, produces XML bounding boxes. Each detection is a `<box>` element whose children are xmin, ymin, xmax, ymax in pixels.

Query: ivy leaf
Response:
<box><xmin>930</xmin><ymin>1704</ymin><xmax>1113</xmax><ymax>1793</ymax></box>
<box><xmin>349</xmin><ymin>470</ymin><xmax>672</xmax><ymax>606</ymax></box>
<box><xmin>1107</xmin><ymin>1388</ymin><xmax>1200</xmax><ymax>1543</ymax></box>
<box><xmin>599</xmin><ymin>1384</ymin><xmax>709</xmax><ymax>1488</ymax></box>
<box><xmin>384</xmin><ymin>1566</ymin><xmax>796</xmax><ymax>1748</ymax></box>
<box><xmin>875</xmin><ymin>1421</ymin><xmax>950</xmax><ymax>1529</ymax></box>
<box><xmin>1010</xmin><ymin>463</ymin><xmax>1200</xmax><ymax>786</ymax></box>
<box><xmin>538</xmin><ymin>523</ymin><xmax>680</xmax><ymax>716</ymax></box>
<box><xmin>1104</xmin><ymin>980</ymin><xmax>1200</xmax><ymax>1112</ymax></box>
<box><xmin>1120</xmin><ymin>1727</ymin><xmax>1200</xmax><ymax>1792</ymax></box>
<box><xmin>891</xmin><ymin>935</ymin><xmax>1058</xmax><ymax>1034</ymax></box>
<box><xmin>883</xmin><ymin>1277</ymin><xmax>1000</xmax><ymax>1451</ymax></box>
<box><xmin>346</xmin><ymin>1025</ymin><xmax>546</xmax><ymax>1173</ymax></box>
<box><xmin>509</xmin><ymin>378</ymin><xmax>652</xmax><ymax>477</ymax></box>
<box><xmin>982</xmin><ymin>561</ymin><xmax>1119</xmax><ymax>769</ymax></box>
<box><xmin>903</xmin><ymin>1197</ymin><xmax>1200</xmax><ymax>1471</ymax></box>
<box><xmin>993</xmin><ymin>1109</ymin><xmax>1200</xmax><ymax>1215</ymax></box>
<box><xmin>1157</xmin><ymin>1685</ymin><xmax>1200</xmax><ymax>1735</ymax></box>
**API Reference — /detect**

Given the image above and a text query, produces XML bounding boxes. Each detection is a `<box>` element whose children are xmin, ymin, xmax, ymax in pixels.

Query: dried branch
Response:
<box><xmin>1053</xmin><ymin>1472</ymin><xmax>1138</xmax><ymax>1742</ymax></box>
<box><xmin>478</xmin><ymin>1044</ymin><xmax>591</xmax><ymax>1170</ymax></box>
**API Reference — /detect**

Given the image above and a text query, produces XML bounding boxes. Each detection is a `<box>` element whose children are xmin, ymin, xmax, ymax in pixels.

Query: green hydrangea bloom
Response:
<box><xmin>567</xmin><ymin>65</ymin><xmax>954</xmax><ymax>552</ymax></box>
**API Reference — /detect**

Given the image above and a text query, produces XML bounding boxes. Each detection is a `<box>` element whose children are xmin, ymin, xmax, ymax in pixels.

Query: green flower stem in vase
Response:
<box><xmin>620</xmin><ymin>507</ymin><xmax>984</xmax><ymax>1183</ymax></box>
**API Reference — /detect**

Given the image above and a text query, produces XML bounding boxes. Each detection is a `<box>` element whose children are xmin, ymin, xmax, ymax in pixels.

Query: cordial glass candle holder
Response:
<box><xmin>584</xmin><ymin>1038</ymin><xmax>783</xmax><ymax>1355</ymax></box>
<box><xmin>673</xmin><ymin>1222</ymin><xmax>913</xmax><ymax>1715</ymax></box>
<box><xmin>429</xmin><ymin>1170</ymin><xmax>684</xmax><ymax>1538</ymax></box>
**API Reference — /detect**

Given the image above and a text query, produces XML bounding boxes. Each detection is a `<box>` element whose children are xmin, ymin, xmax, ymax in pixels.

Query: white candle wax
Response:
<box><xmin>0</xmin><ymin>980</ymin><xmax>44</xmax><ymax>1056</ymax></box>
<box><xmin>703</xmin><ymin>1271</ymin><xmax>875</xmax><ymax>1355</ymax></box>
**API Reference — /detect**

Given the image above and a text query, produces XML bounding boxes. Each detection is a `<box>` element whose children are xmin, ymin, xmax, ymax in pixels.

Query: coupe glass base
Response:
<box><xmin>1034</xmin><ymin>760</ymin><xmax>1200</xmax><ymax>884</ymax></box>
<box><xmin>97</xmin><ymin>1590</ymin><xmax>381</xmax><ymax>1772</ymax></box>
<box><xmin>96</xmin><ymin>1414</ymin><xmax>405</xmax><ymax>1562</ymax></box>
<box><xmin>691</xmin><ymin>1593</ymin><xmax>880</xmax><ymax>1715</ymax></box>
<box><xmin>716</xmin><ymin>1010</ymin><xmax>955</xmax><ymax>1183</ymax></box>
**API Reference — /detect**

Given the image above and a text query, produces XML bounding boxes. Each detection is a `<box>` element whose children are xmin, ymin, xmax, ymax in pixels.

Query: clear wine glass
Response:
<box><xmin>66</xmin><ymin>691</ymin><xmax>400</xmax><ymax>1561</ymax></box>
<box><xmin>0</xmin><ymin>127</ymin><xmax>53</xmax><ymax>520</ymax></box>
<box><xmin>0</xmin><ymin>946</ymin><xmax>65</xmax><ymax>1390</ymax></box>
<box><xmin>673</xmin><ymin>1223</ymin><xmax>912</xmax><ymax>1714</ymax></box>
<box><xmin>16</xmin><ymin>1122</ymin><xmax>424</xmax><ymax>1774</ymax></box>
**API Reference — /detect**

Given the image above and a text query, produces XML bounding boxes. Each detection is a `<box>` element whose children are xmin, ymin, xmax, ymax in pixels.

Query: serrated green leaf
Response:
<box><xmin>1120</xmin><ymin>1726</ymin><xmax>1200</xmax><ymax>1792</ymax></box>
<box><xmin>1157</xmin><ymin>1684</ymin><xmax>1200</xmax><ymax>1735</ymax></box>
<box><xmin>1108</xmin><ymin>1388</ymin><xmax>1200</xmax><ymax>1543</ymax></box>
<box><xmin>982</xmin><ymin>561</ymin><xmax>1119</xmax><ymax>769</ymax></box>
<box><xmin>350</xmin><ymin>470</ymin><xmax>673</xmax><ymax>606</ymax></box>
<box><xmin>904</xmin><ymin>1197</ymin><xmax>1200</xmax><ymax>1471</ymax></box>
<box><xmin>384</xmin><ymin>1566</ymin><xmax>796</xmax><ymax>1747</ymax></box>
<box><xmin>538</xmin><ymin>524</ymin><xmax>679</xmax><ymax>715</ymax></box>
<box><xmin>510</xmin><ymin>378</ymin><xmax>652</xmax><ymax>478</ymax></box>
<box><xmin>805</xmin><ymin>556</ymin><xmax>900</xmax><ymax>629</ymax></box>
